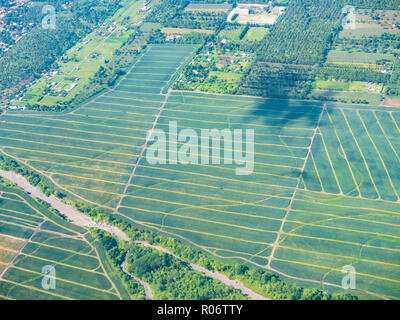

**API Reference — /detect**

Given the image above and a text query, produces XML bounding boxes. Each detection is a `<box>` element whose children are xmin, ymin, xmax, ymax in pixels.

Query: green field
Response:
<box><xmin>302</xmin><ymin>105</ymin><xmax>400</xmax><ymax>201</ymax></box>
<box><xmin>1</xmin><ymin>45</ymin><xmax>196</xmax><ymax>208</ymax></box>
<box><xmin>20</xmin><ymin>0</ymin><xmax>146</xmax><ymax>106</ymax></box>
<box><xmin>1</xmin><ymin>44</ymin><xmax>400</xmax><ymax>299</ymax></box>
<box><xmin>310</xmin><ymin>89</ymin><xmax>383</xmax><ymax>105</ymax></box>
<box><xmin>184</xmin><ymin>3</ymin><xmax>231</xmax><ymax>12</ymax></box>
<box><xmin>244</xmin><ymin>27</ymin><xmax>270</xmax><ymax>41</ymax></box>
<box><xmin>0</xmin><ymin>184</ymin><xmax>129</xmax><ymax>300</ymax></box>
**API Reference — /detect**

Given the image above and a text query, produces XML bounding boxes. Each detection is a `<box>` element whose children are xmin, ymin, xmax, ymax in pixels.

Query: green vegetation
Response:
<box><xmin>102</xmin><ymin>232</ymin><xmax>248</xmax><ymax>300</ymax></box>
<box><xmin>2</xmin><ymin>46</ymin><xmax>399</xmax><ymax>299</ymax></box>
<box><xmin>84</xmin><ymin>209</ymin><xmax>359</xmax><ymax>300</ymax></box>
<box><xmin>244</xmin><ymin>27</ymin><xmax>270</xmax><ymax>41</ymax></box>
<box><xmin>147</xmin><ymin>0</ymin><xmax>228</xmax><ymax>30</ymax></box>
<box><xmin>19</xmin><ymin>0</ymin><xmax>147</xmax><ymax>108</ymax></box>
<box><xmin>0</xmin><ymin>45</ymin><xmax>196</xmax><ymax>208</ymax></box>
<box><xmin>239</xmin><ymin>1</ymin><xmax>400</xmax><ymax>104</ymax></box>
<box><xmin>0</xmin><ymin>0</ymin><xmax>125</xmax><ymax>97</ymax></box>
<box><xmin>0</xmin><ymin>184</ymin><xmax>130</xmax><ymax>300</ymax></box>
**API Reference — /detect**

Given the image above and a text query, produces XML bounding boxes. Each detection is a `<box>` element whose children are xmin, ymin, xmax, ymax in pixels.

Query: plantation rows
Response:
<box><xmin>0</xmin><ymin>184</ymin><xmax>125</xmax><ymax>300</ymax></box>
<box><xmin>1</xmin><ymin>45</ymin><xmax>399</xmax><ymax>299</ymax></box>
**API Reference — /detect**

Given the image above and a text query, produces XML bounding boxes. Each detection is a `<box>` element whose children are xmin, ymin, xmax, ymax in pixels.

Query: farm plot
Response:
<box><xmin>271</xmin><ymin>190</ymin><xmax>400</xmax><ymax>299</ymax></box>
<box><xmin>0</xmin><ymin>45</ymin><xmax>196</xmax><ymax>208</ymax></box>
<box><xmin>115</xmin><ymin>89</ymin><xmax>400</xmax><ymax>298</ymax></box>
<box><xmin>326</xmin><ymin>50</ymin><xmax>395</xmax><ymax>66</ymax></box>
<box><xmin>117</xmin><ymin>92</ymin><xmax>324</xmax><ymax>266</ymax></box>
<box><xmin>302</xmin><ymin>104</ymin><xmax>400</xmax><ymax>202</ymax></box>
<box><xmin>0</xmin><ymin>184</ymin><xmax>125</xmax><ymax>300</ymax></box>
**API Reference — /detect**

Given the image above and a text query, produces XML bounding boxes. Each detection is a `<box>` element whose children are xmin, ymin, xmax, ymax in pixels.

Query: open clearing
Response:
<box><xmin>0</xmin><ymin>184</ymin><xmax>129</xmax><ymax>300</ymax></box>
<box><xmin>184</xmin><ymin>3</ymin><xmax>231</xmax><ymax>13</ymax></box>
<box><xmin>1</xmin><ymin>44</ymin><xmax>399</xmax><ymax>299</ymax></box>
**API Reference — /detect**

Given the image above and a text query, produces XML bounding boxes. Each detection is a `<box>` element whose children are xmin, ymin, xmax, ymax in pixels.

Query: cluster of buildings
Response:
<box><xmin>0</xmin><ymin>0</ymin><xmax>33</xmax><ymax>53</ymax></box>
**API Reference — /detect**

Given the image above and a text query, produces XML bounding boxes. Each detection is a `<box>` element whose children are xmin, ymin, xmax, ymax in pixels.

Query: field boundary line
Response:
<box><xmin>0</xmin><ymin>128</ymin><xmax>144</xmax><ymax>149</ymax></box>
<box><xmin>4</xmin><ymin>146</ymin><xmax>136</xmax><ymax>167</ymax></box>
<box><xmin>0</xmin><ymin>213</ymin><xmax>40</xmax><ymax>227</ymax></box>
<box><xmin>318</xmin><ymin>128</ymin><xmax>344</xmax><ymax>195</ymax></box>
<box><xmin>277</xmin><ymin>245</ymin><xmax>400</xmax><ymax>268</ymax></box>
<box><xmin>131</xmin><ymin>173</ymin><xmax>291</xmax><ymax>198</ymax></box>
<box><xmin>114</xmin><ymin>84</ymin><xmax>173</xmax><ymax>213</ymax></box>
<box><xmin>267</xmin><ymin>104</ymin><xmax>326</xmax><ymax>268</ymax></box>
<box><xmin>0</xmin><ymin>222</ymin><xmax>43</xmax><ymax>280</ymax></box>
<box><xmin>62</xmin><ymin>111</ymin><xmax>314</xmax><ymax>140</ymax></box>
<box><xmin>0</xmin><ymin>218</ymin><xmax>37</xmax><ymax>231</ymax></box>
<box><xmin>162</xmin><ymin>107</ymin><xmax>320</xmax><ymax>123</ymax></box>
<box><xmin>325</xmin><ymin>109</ymin><xmax>361</xmax><ymax>196</ymax></box>
<box><xmin>21</xmin><ymin>251</ymin><xmax>104</xmax><ymax>275</ymax></box>
<box><xmin>1</xmin><ymin>148</ymin><xmax>113</xmax><ymax>210</ymax></box>
<box><xmin>1</xmin><ymin>120</ymin><xmax>149</xmax><ymax>142</ymax></box>
<box><xmin>115</xmin><ymin>210</ymin><xmax>391</xmax><ymax>300</ymax></box>
<box><xmin>203</xmin><ymin>246</ymin><xmax>269</xmax><ymax>259</ymax></box>
<box><xmin>357</xmin><ymin>110</ymin><xmax>399</xmax><ymax>200</ymax></box>
<box><xmin>9</xmin><ymin>265</ymin><xmax>116</xmax><ymax>294</ymax></box>
<box><xmin>137</xmin><ymin>164</ymin><xmax>296</xmax><ymax>190</ymax></box>
<box><xmin>0</xmin><ymin>136</ymin><xmax>142</xmax><ymax>158</ymax></box>
<box><xmin>121</xmin><ymin>194</ymin><xmax>285</xmax><ymax>214</ymax></box>
<box><xmin>106</xmin><ymin>93</ymin><xmax>321</xmax><ymax>114</ymax></box>
<box><xmin>22</xmin><ymin>159</ymin><xmax>130</xmax><ymax>176</ymax></box>
<box><xmin>271</xmin><ymin>257</ymin><xmax>400</xmax><ymax>284</ymax></box>
<box><xmin>122</xmin><ymin>202</ymin><xmax>282</xmax><ymax>222</ymax></box>
<box><xmin>128</xmin><ymin>218</ymin><xmax>273</xmax><ymax>246</ymax></box>
<box><xmin>171</xmin><ymin>89</ymin><xmax>328</xmax><ymax>106</ymax></box>
<box><xmin>120</xmin><ymin>207</ymin><xmax>276</xmax><ymax>234</ymax></box>
<box><xmin>139</xmin><ymin>160</ymin><xmax>299</xmax><ymax>180</ymax></box>
<box><xmin>129</xmin><ymin>182</ymin><xmax>291</xmax><ymax>201</ymax></box>
<box><xmin>340</xmin><ymin>108</ymin><xmax>381</xmax><ymax>198</ymax></box>
<box><xmin>389</xmin><ymin>112</ymin><xmax>400</xmax><ymax>136</ymax></box>
<box><xmin>29</xmin><ymin>240</ymin><xmax>97</xmax><ymax>258</ymax></box>
<box><xmin>0</xmin><ymin>207</ymin><xmax>42</xmax><ymax>220</ymax></box>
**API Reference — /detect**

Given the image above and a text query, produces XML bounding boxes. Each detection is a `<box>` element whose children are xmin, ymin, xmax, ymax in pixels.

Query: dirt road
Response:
<box><xmin>134</xmin><ymin>241</ymin><xmax>270</xmax><ymax>300</ymax></box>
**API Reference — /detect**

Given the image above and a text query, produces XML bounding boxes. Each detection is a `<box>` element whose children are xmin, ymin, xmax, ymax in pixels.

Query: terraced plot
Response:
<box><xmin>0</xmin><ymin>45</ymin><xmax>196</xmax><ymax>208</ymax></box>
<box><xmin>0</xmin><ymin>184</ymin><xmax>128</xmax><ymax>300</ymax></box>
<box><xmin>302</xmin><ymin>104</ymin><xmax>400</xmax><ymax>202</ymax></box>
